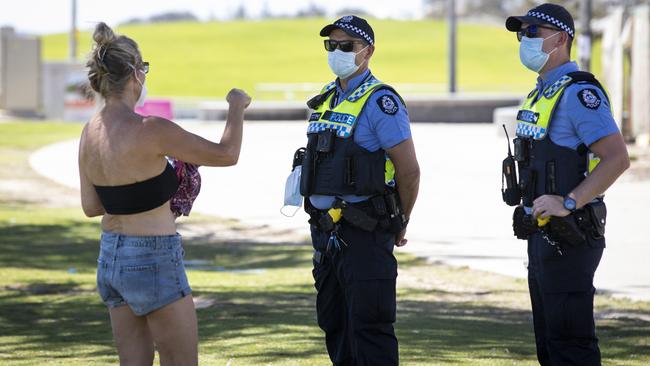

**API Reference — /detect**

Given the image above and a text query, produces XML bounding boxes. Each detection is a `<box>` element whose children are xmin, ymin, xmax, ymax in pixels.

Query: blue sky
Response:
<box><xmin>1</xmin><ymin>0</ymin><xmax>425</xmax><ymax>35</ymax></box>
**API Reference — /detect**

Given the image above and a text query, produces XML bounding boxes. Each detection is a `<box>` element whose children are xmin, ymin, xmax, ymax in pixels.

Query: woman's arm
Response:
<box><xmin>143</xmin><ymin>88</ymin><xmax>251</xmax><ymax>167</ymax></box>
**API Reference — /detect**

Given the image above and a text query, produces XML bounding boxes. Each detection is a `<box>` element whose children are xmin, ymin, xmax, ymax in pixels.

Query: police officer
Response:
<box><xmin>296</xmin><ymin>15</ymin><xmax>420</xmax><ymax>365</ymax></box>
<box><xmin>503</xmin><ymin>4</ymin><xmax>630</xmax><ymax>365</ymax></box>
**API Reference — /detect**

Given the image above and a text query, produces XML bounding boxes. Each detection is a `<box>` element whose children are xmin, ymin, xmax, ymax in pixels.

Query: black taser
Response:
<box><xmin>501</xmin><ymin>125</ymin><xmax>521</xmax><ymax>206</ymax></box>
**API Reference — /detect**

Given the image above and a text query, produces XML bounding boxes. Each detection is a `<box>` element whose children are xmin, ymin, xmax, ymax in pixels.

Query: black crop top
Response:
<box><xmin>93</xmin><ymin>163</ymin><xmax>180</xmax><ymax>215</ymax></box>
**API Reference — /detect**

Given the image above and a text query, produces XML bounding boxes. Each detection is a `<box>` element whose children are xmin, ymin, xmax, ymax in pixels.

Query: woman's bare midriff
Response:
<box><xmin>101</xmin><ymin>203</ymin><xmax>177</xmax><ymax>236</ymax></box>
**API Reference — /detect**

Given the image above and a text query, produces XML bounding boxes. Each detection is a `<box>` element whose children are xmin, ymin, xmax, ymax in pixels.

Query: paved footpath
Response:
<box><xmin>30</xmin><ymin>121</ymin><xmax>650</xmax><ymax>301</ymax></box>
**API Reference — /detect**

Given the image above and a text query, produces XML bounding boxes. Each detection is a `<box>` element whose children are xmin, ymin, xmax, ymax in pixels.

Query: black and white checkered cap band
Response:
<box><xmin>334</xmin><ymin>22</ymin><xmax>374</xmax><ymax>45</ymax></box>
<box><xmin>527</xmin><ymin>11</ymin><xmax>574</xmax><ymax>37</ymax></box>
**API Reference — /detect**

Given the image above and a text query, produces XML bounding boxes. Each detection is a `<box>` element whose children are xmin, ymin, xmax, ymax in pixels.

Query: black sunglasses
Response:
<box><xmin>517</xmin><ymin>24</ymin><xmax>561</xmax><ymax>42</ymax></box>
<box><xmin>141</xmin><ymin>62</ymin><xmax>150</xmax><ymax>74</ymax></box>
<box><xmin>323</xmin><ymin>40</ymin><xmax>366</xmax><ymax>52</ymax></box>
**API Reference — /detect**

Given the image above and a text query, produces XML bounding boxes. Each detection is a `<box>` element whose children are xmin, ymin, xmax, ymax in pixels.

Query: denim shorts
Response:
<box><xmin>96</xmin><ymin>231</ymin><xmax>192</xmax><ymax>316</ymax></box>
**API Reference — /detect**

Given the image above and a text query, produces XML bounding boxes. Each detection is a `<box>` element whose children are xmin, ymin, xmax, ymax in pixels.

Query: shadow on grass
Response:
<box><xmin>1</xmin><ymin>220</ymin><xmax>649</xmax><ymax>364</ymax></box>
<box><xmin>0</xmin><ymin>221</ymin><xmax>101</xmax><ymax>272</ymax></box>
<box><xmin>3</xmin><ymin>284</ymin><xmax>648</xmax><ymax>364</ymax></box>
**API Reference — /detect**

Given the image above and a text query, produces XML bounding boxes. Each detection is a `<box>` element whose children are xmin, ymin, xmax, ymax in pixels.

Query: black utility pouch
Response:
<box><xmin>316</xmin><ymin>130</ymin><xmax>335</xmax><ymax>153</ymax></box>
<box><xmin>292</xmin><ymin>147</ymin><xmax>306</xmax><ymax>170</ymax></box>
<box><xmin>519</xmin><ymin>170</ymin><xmax>537</xmax><ymax>206</ymax></box>
<box><xmin>300</xmin><ymin>136</ymin><xmax>317</xmax><ymax>196</ymax></box>
<box><xmin>513</xmin><ymin>206</ymin><xmax>536</xmax><ymax>240</ymax></box>
<box><xmin>513</xmin><ymin>138</ymin><xmax>529</xmax><ymax>162</ymax></box>
<box><xmin>585</xmin><ymin>200</ymin><xmax>607</xmax><ymax>239</ymax></box>
<box><xmin>384</xmin><ymin>192</ymin><xmax>407</xmax><ymax>234</ymax></box>
<box><xmin>548</xmin><ymin>215</ymin><xmax>587</xmax><ymax>246</ymax></box>
<box><xmin>341</xmin><ymin>205</ymin><xmax>378</xmax><ymax>232</ymax></box>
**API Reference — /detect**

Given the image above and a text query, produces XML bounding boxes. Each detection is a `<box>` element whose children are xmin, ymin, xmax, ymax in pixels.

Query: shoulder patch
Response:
<box><xmin>577</xmin><ymin>88</ymin><xmax>601</xmax><ymax>110</ymax></box>
<box><xmin>377</xmin><ymin>94</ymin><xmax>399</xmax><ymax>115</ymax></box>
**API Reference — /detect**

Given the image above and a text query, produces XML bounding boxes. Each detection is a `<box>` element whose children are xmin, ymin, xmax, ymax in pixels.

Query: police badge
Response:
<box><xmin>578</xmin><ymin>88</ymin><xmax>601</xmax><ymax>110</ymax></box>
<box><xmin>378</xmin><ymin>94</ymin><xmax>399</xmax><ymax>115</ymax></box>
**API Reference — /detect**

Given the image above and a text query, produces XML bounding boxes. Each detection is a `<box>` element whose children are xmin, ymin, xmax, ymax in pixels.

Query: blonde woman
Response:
<box><xmin>79</xmin><ymin>22</ymin><xmax>250</xmax><ymax>365</ymax></box>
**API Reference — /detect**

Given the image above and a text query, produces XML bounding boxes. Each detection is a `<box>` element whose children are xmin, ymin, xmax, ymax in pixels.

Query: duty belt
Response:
<box><xmin>307</xmin><ymin>196</ymin><xmax>402</xmax><ymax>234</ymax></box>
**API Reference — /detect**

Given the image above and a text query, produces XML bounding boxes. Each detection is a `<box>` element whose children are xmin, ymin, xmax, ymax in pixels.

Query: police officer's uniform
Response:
<box><xmin>505</xmin><ymin>5</ymin><xmax>620</xmax><ymax>365</ymax></box>
<box><xmin>298</xmin><ymin>16</ymin><xmax>411</xmax><ymax>366</ymax></box>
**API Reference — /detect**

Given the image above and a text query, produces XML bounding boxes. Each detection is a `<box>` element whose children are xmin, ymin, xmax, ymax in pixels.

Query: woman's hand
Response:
<box><xmin>227</xmin><ymin>88</ymin><xmax>251</xmax><ymax>110</ymax></box>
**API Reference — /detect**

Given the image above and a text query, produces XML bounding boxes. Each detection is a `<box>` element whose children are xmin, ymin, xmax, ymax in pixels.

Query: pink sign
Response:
<box><xmin>135</xmin><ymin>99</ymin><xmax>174</xmax><ymax>120</ymax></box>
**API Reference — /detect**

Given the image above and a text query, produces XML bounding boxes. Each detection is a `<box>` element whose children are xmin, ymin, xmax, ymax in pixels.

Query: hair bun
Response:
<box><xmin>93</xmin><ymin>22</ymin><xmax>116</xmax><ymax>46</ymax></box>
<box><xmin>86</xmin><ymin>22</ymin><xmax>142</xmax><ymax>98</ymax></box>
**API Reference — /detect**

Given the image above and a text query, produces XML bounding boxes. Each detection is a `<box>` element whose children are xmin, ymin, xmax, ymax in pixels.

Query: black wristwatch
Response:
<box><xmin>563</xmin><ymin>196</ymin><xmax>577</xmax><ymax>212</ymax></box>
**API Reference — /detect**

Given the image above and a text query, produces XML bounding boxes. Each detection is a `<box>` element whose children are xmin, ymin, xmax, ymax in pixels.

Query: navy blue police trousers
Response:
<box><xmin>528</xmin><ymin>233</ymin><xmax>604</xmax><ymax>366</ymax></box>
<box><xmin>311</xmin><ymin>222</ymin><xmax>398</xmax><ymax>366</ymax></box>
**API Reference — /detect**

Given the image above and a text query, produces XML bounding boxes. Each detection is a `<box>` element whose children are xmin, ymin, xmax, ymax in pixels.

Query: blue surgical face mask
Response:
<box><xmin>327</xmin><ymin>46</ymin><xmax>368</xmax><ymax>79</ymax></box>
<box><xmin>519</xmin><ymin>32</ymin><xmax>559</xmax><ymax>72</ymax></box>
<box><xmin>281</xmin><ymin>165</ymin><xmax>303</xmax><ymax>217</ymax></box>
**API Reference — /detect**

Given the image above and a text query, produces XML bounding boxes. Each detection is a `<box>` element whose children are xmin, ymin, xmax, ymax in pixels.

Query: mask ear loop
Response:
<box><xmin>355</xmin><ymin>45</ymin><xmax>370</xmax><ymax>68</ymax></box>
<box><xmin>280</xmin><ymin>204</ymin><xmax>302</xmax><ymax>217</ymax></box>
<box><xmin>543</xmin><ymin>32</ymin><xmax>562</xmax><ymax>57</ymax></box>
<box><xmin>127</xmin><ymin>63</ymin><xmax>145</xmax><ymax>86</ymax></box>
<box><xmin>355</xmin><ymin>45</ymin><xmax>369</xmax><ymax>55</ymax></box>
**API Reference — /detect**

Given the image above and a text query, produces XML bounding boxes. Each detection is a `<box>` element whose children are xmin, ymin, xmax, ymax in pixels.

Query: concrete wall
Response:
<box><xmin>0</xmin><ymin>27</ymin><xmax>40</xmax><ymax>114</ymax></box>
<box><xmin>41</xmin><ymin>61</ymin><xmax>95</xmax><ymax>121</ymax></box>
<box><xmin>406</xmin><ymin>95</ymin><xmax>521</xmax><ymax>123</ymax></box>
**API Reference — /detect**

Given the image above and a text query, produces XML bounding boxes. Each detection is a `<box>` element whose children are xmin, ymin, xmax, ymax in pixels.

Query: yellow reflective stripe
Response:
<box><xmin>385</xmin><ymin>158</ymin><xmax>395</xmax><ymax>185</ymax></box>
<box><xmin>588</xmin><ymin>154</ymin><xmax>600</xmax><ymax>173</ymax></box>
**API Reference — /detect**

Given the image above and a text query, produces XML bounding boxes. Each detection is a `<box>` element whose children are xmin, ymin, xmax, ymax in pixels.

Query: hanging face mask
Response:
<box><xmin>281</xmin><ymin>165</ymin><xmax>303</xmax><ymax>217</ymax></box>
<box><xmin>519</xmin><ymin>32</ymin><xmax>559</xmax><ymax>72</ymax></box>
<box><xmin>327</xmin><ymin>46</ymin><xmax>368</xmax><ymax>79</ymax></box>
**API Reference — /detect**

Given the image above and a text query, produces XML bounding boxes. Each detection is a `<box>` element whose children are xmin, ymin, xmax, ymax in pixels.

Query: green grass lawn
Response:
<box><xmin>0</xmin><ymin>122</ymin><xmax>647</xmax><ymax>365</ymax></box>
<box><xmin>41</xmin><ymin>18</ymin><xmax>602</xmax><ymax>100</ymax></box>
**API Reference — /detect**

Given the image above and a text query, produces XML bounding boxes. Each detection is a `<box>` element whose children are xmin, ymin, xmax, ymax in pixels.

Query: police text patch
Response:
<box><xmin>517</xmin><ymin>110</ymin><xmax>540</xmax><ymax>124</ymax></box>
<box><xmin>377</xmin><ymin>95</ymin><xmax>399</xmax><ymax>115</ymax></box>
<box><xmin>309</xmin><ymin>112</ymin><xmax>322</xmax><ymax>122</ymax></box>
<box><xmin>578</xmin><ymin>88</ymin><xmax>601</xmax><ymax>110</ymax></box>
